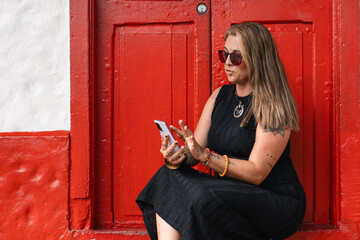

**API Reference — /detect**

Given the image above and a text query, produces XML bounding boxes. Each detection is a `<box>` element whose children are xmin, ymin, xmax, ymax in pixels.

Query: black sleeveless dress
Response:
<box><xmin>136</xmin><ymin>84</ymin><xmax>306</xmax><ymax>240</ymax></box>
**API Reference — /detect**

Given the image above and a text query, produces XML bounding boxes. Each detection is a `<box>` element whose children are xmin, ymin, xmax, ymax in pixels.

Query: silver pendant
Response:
<box><xmin>233</xmin><ymin>102</ymin><xmax>244</xmax><ymax>118</ymax></box>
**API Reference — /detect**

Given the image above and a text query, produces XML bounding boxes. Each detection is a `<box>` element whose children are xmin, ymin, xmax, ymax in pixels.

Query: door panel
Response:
<box><xmin>268</xmin><ymin>24</ymin><xmax>313</xmax><ymax>222</ymax></box>
<box><xmin>113</xmin><ymin>23</ymin><xmax>195</xmax><ymax>227</ymax></box>
<box><xmin>94</xmin><ymin>0</ymin><xmax>210</xmax><ymax>228</ymax></box>
<box><xmin>212</xmin><ymin>0</ymin><xmax>331</xmax><ymax>225</ymax></box>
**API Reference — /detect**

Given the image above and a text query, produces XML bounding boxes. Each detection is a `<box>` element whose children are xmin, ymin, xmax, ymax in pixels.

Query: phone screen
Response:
<box><xmin>154</xmin><ymin>120</ymin><xmax>180</xmax><ymax>153</ymax></box>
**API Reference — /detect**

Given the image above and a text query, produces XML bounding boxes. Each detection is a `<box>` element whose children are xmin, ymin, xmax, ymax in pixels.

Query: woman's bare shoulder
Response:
<box><xmin>209</xmin><ymin>86</ymin><xmax>222</xmax><ymax>101</ymax></box>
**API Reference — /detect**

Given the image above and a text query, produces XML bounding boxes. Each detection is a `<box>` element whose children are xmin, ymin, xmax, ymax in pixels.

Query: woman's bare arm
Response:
<box><xmin>193</xmin><ymin>87</ymin><xmax>221</xmax><ymax>148</ymax></box>
<box><xmin>200</xmin><ymin>124</ymin><xmax>291</xmax><ymax>185</ymax></box>
<box><xmin>175</xmin><ymin>87</ymin><xmax>221</xmax><ymax>166</ymax></box>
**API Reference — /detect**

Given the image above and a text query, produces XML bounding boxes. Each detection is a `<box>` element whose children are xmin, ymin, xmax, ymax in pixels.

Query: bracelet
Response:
<box><xmin>202</xmin><ymin>148</ymin><xmax>211</xmax><ymax>166</ymax></box>
<box><xmin>164</xmin><ymin>158</ymin><xmax>181</xmax><ymax>170</ymax></box>
<box><xmin>219</xmin><ymin>155</ymin><xmax>229</xmax><ymax>177</ymax></box>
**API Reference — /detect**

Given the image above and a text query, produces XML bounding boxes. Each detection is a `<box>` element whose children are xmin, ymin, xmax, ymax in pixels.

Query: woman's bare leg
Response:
<box><xmin>156</xmin><ymin>213</ymin><xmax>182</xmax><ymax>240</ymax></box>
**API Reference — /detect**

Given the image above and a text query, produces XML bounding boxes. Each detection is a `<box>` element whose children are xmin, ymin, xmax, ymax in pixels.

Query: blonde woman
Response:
<box><xmin>137</xmin><ymin>22</ymin><xmax>306</xmax><ymax>240</ymax></box>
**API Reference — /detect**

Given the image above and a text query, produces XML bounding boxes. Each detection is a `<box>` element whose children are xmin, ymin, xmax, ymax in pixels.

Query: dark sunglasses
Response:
<box><xmin>218</xmin><ymin>50</ymin><xmax>243</xmax><ymax>65</ymax></box>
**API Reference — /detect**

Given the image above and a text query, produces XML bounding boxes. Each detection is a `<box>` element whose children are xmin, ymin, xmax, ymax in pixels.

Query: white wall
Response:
<box><xmin>0</xmin><ymin>0</ymin><xmax>69</xmax><ymax>132</ymax></box>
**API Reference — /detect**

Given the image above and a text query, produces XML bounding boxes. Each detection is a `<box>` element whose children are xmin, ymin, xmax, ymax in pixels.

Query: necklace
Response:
<box><xmin>233</xmin><ymin>89</ymin><xmax>252</xmax><ymax>118</ymax></box>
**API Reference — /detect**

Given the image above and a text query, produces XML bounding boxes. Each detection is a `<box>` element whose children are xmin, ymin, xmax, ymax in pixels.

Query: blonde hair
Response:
<box><xmin>224</xmin><ymin>22</ymin><xmax>299</xmax><ymax>131</ymax></box>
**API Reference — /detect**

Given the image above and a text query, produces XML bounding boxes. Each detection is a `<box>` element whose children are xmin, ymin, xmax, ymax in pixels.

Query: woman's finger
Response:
<box><xmin>160</xmin><ymin>134</ymin><xmax>169</xmax><ymax>153</ymax></box>
<box><xmin>179</xmin><ymin>120</ymin><xmax>186</xmax><ymax>132</ymax></box>
<box><xmin>170</xmin><ymin>125</ymin><xmax>183</xmax><ymax>137</ymax></box>
<box><xmin>178</xmin><ymin>120</ymin><xmax>194</xmax><ymax>139</ymax></box>
<box><xmin>168</xmin><ymin>146</ymin><xmax>184</xmax><ymax>161</ymax></box>
<box><xmin>163</xmin><ymin>141</ymin><xmax>179</xmax><ymax>157</ymax></box>
<box><xmin>184</xmin><ymin>125</ymin><xmax>194</xmax><ymax>137</ymax></box>
<box><xmin>170</xmin><ymin>152</ymin><xmax>186</xmax><ymax>166</ymax></box>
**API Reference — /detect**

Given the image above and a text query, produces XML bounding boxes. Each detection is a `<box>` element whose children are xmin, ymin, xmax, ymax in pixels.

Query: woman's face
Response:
<box><xmin>223</xmin><ymin>35</ymin><xmax>249</xmax><ymax>85</ymax></box>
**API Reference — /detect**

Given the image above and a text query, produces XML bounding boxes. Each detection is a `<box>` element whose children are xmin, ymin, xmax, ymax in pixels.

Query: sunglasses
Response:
<box><xmin>218</xmin><ymin>50</ymin><xmax>243</xmax><ymax>65</ymax></box>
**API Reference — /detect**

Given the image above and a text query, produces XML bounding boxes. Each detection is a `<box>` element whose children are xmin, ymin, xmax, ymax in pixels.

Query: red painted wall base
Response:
<box><xmin>0</xmin><ymin>132</ymin><xmax>360</xmax><ymax>239</ymax></box>
<box><xmin>0</xmin><ymin>132</ymin><xmax>69</xmax><ymax>240</ymax></box>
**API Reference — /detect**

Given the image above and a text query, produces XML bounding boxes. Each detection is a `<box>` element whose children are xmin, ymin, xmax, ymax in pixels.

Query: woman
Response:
<box><xmin>136</xmin><ymin>22</ymin><xmax>306</xmax><ymax>240</ymax></box>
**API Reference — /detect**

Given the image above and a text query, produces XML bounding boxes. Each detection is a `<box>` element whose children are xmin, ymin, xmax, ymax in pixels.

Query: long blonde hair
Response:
<box><xmin>224</xmin><ymin>22</ymin><xmax>300</xmax><ymax>131</ymax></box>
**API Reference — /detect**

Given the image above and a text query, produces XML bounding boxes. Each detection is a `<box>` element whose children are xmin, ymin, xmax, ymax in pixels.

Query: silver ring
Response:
<box><xmin>165</xmin><ymin>152</ymin><xmax>172</xmax><ymax>157</ymax></box>
<box><xmin>161</xmin><ymin>146</ymin><xmax>167</xmax><ymax>150</ymax></box>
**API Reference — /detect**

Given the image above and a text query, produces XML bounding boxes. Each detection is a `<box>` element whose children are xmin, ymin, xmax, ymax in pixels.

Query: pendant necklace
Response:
<box><xmin>233</xmin><ymin>89</ymin><xmax>251</xmax><ymax>118</ymax></box>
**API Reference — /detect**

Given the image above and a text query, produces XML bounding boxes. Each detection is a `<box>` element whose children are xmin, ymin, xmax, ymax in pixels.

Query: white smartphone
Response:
<box><xmin>154</xmin><ymin>120</ymin><xmax>180</xmax><ymax>153</ymax></box>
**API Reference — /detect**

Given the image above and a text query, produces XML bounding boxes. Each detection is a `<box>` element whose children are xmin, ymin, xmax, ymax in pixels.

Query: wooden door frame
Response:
<box><xmin>70</xmin><ymin>0</ymin><xmax>95</xmax><ymax>230</ymax></box>
<box><xmin>69</xmin><ymin>0</ymin><xmax>344</xmax><ymax>231</ymax></box>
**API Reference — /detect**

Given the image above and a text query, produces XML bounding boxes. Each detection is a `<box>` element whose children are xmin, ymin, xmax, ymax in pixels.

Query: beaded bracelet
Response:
<box><xmin>202</xmin><ymin>148</ymin><xmax>211</xmax><ymax>166</ymax></box>
<box><xmin>219</xmin><ymin>155</ymin><xmax>229</xmax><ymax>177</ymax></box>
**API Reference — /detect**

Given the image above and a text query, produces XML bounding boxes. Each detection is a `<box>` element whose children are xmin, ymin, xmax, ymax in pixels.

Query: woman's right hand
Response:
<box><xmin>160</xmin><ymin>134</ymin><xmax>186</xmax><ymax>168</ymax></box>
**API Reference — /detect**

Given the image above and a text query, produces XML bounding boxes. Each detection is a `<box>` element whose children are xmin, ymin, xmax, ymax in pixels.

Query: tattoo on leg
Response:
<box><xmin>264</xmin><ymin>125</ymin><xmax>289</xmax><ymax>137</ymax></box>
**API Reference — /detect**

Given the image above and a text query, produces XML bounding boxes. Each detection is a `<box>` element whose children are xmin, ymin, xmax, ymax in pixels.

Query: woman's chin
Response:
<box><xmin>227</xmin><ymin>77</ymin><xmax>240</xmax><ymax>84</ymax></box>
<box><xmin>226</xmin><ymin>75</ymin><xmax>237</xmax><ymax>83</ymax></box>
<box><xmin>227</xmin><ymin>76</ymin><xmax>249</xmax><ymax>85</ymax></box>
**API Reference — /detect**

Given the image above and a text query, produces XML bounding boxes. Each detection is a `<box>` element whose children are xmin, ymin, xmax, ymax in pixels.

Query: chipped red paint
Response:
<box><xmin>0</xmin><ymin>131</ymin><xmax>69</xmax><ymax>240</ymax></box>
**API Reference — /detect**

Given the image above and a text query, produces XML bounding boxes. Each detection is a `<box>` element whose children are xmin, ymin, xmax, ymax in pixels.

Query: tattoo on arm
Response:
<box><xmin>266</xmin><ymin>162</ymin><xmax>273</xmax><ymax>168</ymax></box>
<box><xmin>185</xmin><ymin>153</ymin><xmax>199</xmax><ymax>166</ymax></box>
<box><xmin>183</xmin><ymin>147</ymin><xmax>199</xmax><ymax>166</ymax></box>
<box><xmin>210</xmin><ymin>152</ymin><xmax>235</xmax><ymax>166</ymax></box>
<box><xmin>264</xmin><ymin>125</ymin><xmax>289</xmax><ymax>137</ymax></box>
<box><xmin>194</xmin><ymin>148</ymin><xmax>205</xmax><ymax>160</ymax></box>
<box><xmin>210</xmin><ymin>152</ymin><xmax>220</xmax><ymax>160</ymax></box>
<box><xmin>265</xmin><ymin>153</ymin><xmax>277</xmax><ymax>168</ymax></box>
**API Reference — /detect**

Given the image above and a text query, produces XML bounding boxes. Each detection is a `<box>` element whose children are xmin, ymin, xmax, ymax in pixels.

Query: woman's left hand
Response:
<box><xmin>170</xmin><ymin>120</ymin><xmax>207</xmax><ymax>163</ymax></box>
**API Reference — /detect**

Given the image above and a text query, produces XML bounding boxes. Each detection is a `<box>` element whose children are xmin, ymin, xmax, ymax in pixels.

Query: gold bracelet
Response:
<box><xmin>164</xmin><ymin>158</ymin><xmax>181</xmax><ymax>170</ymax></box>
<box><xmin>219</xmin><ymin>155</ymin><xmax>229</xmax><ymax>177</ymax></box>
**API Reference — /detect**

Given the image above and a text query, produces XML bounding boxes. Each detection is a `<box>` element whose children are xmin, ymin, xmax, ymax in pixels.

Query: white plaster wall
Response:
<box><xmin>0</xmin><ymin>0</ymin><xmax>69</xmax><ymax>131</ymax></box>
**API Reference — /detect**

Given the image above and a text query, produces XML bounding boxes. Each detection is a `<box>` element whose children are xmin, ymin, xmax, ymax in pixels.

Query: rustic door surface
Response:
<box><xmin>212</xmin><ymin>0</ymin><xmax>332</xmax><ymax>225</ymax></box>
<box><xmin>94</xmin><ymin>0</ymin><xmax>210</xmax><ymax>229</ymax></box>
<box><xmin>94</xmin><ymin>0</ymin><xmax>332</xmax><ymax>232</ymax></box>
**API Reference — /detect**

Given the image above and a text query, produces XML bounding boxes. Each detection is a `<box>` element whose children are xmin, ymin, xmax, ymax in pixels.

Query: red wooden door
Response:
<box><xmin>212</xmin><ymin>1</ymin><xmax>332</xmax><ymax>226</ymax></box>
<box><xmin>93</xmin><ymin>0</ymin><xmax>333</xmax><ymax>232</ymax></box>
<box><xmin>94</xmin><ymin>0</ymin><xmax>210</xmax><ymax>229</ymax></box>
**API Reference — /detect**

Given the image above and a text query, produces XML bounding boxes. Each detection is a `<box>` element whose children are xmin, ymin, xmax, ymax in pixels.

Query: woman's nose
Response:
<box><xmin>225</xmin><ymin>55</ymin><xmax>232</xmax><ymax>65</ymax></box>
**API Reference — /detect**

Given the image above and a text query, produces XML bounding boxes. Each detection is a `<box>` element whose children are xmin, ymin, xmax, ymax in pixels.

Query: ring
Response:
<box><xmin>161</xmin><ymin>146</ymin><xmax>167</xmax><ymax>150</ymax></box>
<box><xmin>165</xmin><ymin>152</ymin><xmax>172</xmax><ymax>157</ymax></box>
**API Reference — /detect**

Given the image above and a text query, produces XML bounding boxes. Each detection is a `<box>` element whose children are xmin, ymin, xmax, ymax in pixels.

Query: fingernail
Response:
<box><xmin>170</xmin><ymin>125</ymin><xmax>174</xmax><ymax>128</ymax></box>
<box><xmin>181</xmin><ymin>146</ymin><xmax>184</xmax><ymax>149</ymax></box>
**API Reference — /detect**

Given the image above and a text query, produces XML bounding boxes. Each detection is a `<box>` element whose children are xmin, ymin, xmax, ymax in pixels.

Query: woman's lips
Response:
<box><xmin>226</xmin><ymin>69</ymin><xmax>235</xmax><ymax>75</ymax></box>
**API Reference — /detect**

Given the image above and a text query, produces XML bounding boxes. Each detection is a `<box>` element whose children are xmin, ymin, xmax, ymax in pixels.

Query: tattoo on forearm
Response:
<box><xmin>211</xmin><ymin>152</ymin><xmax>234</xmax><ymax>166</ymax></box>
<box><xmin>264</xmin><ymin>125</ymin><xmax>289</xmax><ymax>137</ymax></box>
<box><xmin>210</xmin><ymin>152</ymin><xmax>220</xmax><ymax>160</ymax></box>
<box><xmin>194</xmin><ymin>148</ymin><xmax>204</xmax><ymax>160</ymax></box>
<box><xmin>184</xmin><ymin>148</ymin><xmax>199</xmax><ymax>166</ymax></box>
<box><xmin>266</xmin><ymin>162</ymin><xmax>273</xmax><ymax>168</ymax></box>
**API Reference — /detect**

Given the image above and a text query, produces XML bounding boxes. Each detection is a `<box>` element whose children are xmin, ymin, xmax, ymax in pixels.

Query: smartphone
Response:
<box><xmin>154</xmin><ymin>120</ymin><xmax>180</xmax><ymax>153</ymax></box>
